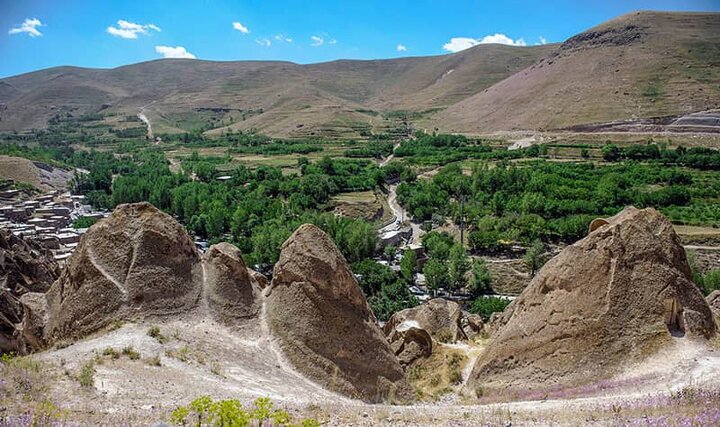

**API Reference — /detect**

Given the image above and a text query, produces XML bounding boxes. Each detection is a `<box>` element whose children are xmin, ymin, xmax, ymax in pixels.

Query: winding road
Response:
<box><xmin>377</xmin><ymin>144</ymin><xmax>423</xmax><ymax>245</ymax></box>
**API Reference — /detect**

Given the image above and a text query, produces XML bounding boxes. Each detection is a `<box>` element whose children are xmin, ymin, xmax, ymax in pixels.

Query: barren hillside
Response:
<box><xmin>0</xmin><ymin>11</ymin><xmax>717</xmax><ymax>138</ymax></box>
<box><xmin>435</xmin><ymin>11</ymin><xmax>720</xmax><ymax>132</ymax></box>
<box><xmin>0</xmin><ymin>45</ymin><xmax>551</xmax><ymax>138</ymax></box>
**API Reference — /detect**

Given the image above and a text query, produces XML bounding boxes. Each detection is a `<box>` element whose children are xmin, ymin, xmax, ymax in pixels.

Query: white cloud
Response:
<box><xmin>328</xmin><ymin>38</ymin><xmax>337</xmax><ymax>45</ymax></box>
<box><xmin>397</xmin><ymin>44</ymin><xmax>407</xmax><ymax>52</ymax></box>
<box><xmin>256</xmin><ymin>38</ymin><xmax>271</xmax><ymax>47</ymax></box>
<box><xmin>107</xmin><ymin>19</ymin><xmax>160</xmax><ymax>39</ymax></box>
<box><xmin>538</xmin><ymin>36</ymin><xmax>548</xmax><ymax>45</ymax></box>
<box><xmin>232</xmin><ymin>22</ymin><xmax>250</xmax><ymax>34</ymax></box>
<box><xmin>8</xmin><ymin>18</ymin><xmax>43</xmax><ymax>37</ymax></box>
<box><xmin>442</xmin><ymin>33</ymin><xmax>526</xmax><ymax>53</ymax></box>
<box><xmin>310</xmin><ymin>35</ymin><xmax>324</xmax><ymax>47</ymax></box>
<box><xmin>274</xmin><ymin>34</ymin><xmax>292</xmax><ymax>43</ymax></box>
<box><xmin>155</xmin><ymin>45</ymin><xmax>196</xmax><ymax>59</ymax></box>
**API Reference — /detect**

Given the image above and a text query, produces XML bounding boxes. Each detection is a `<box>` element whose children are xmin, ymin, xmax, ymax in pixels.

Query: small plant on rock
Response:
<box><xmin>147</xmin><ymin>325</ymin><xmax>167</xmax><ymax>343</ymax></box>
<box><xmin>122</xmin><ymin>346</ymin><xmax>141</xmax><ymax>360</ymax></box>
<box><xmin>145</xmin><ymin>355</ymin><xmax>162</xmax><ymax>367</ymax></box>
<box><xmin>102</xmin><ymin>347</ymin><xmax>120</xmax><ymax>359</ymax></box>
<box><xmin>78</xmin><ymin>361</ymin><xmax>95</xmax><ymax>387</ymax></box>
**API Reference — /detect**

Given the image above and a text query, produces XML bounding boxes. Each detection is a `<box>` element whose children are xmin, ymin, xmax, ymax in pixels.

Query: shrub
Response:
<box><xmin>147</xmin><ymin>326</ymin><xmax>167</xmax><ymax>343</ymax></box>
<box><xmin>78</xmin><ymin>361</ymin><xmax>95</xmax><ymax>387</ymax></box>
<box><xmin>210</xmin><ymin>360</ymin><xmax>223</xmax><ymax>377</ymax></box>
<box><xmin>702</xmin><ymin>269</ymin><xmax>720</xmax><ymax>295</ymax></box>
<box><xmin>122</xmin><ymin>346</ymin><xmax>141</xmax><ymax>360</ymax></box>
<box><xmin>469</xmin><ymin>297</ymin><xmax>511</xmax><ymax>322</ymax></box>
<box><xmin>145</xmin><ymin>355</ymin><xmax>162</xmax><ymax>367</ymax></box>
<box><xmin>72</xmin><ymin>216</ymin><xmax>98</xmax><ymax>229</ymax></box>
<box><xmin>170</xmin><ymin>396</ymin><xmax>319</xmax><ymax>427</ymax></box>
<box><xmin>102</xmin><ymin>347</ymin><xmax>120</xmax><ymax>359</ymax></box>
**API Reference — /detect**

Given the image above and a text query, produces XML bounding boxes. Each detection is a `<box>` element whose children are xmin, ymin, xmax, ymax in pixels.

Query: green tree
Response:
<box><xmin>447</xmin><ymin>244</ymin><xmax>470</xmax><ymax>291</ymax></box>
<box><xmin>468</xmin><ymin>259</ymin><xmax>493</xmax><ymax>296</ymax></box>
<box><xmin>368</xmin><ymin>281</ymin><xmax>419</xmax><ymax>322</ymax></box>
<box><xmin>423</xmin><ymin>258</ymin><xmax>448</xmax><ymax>294</ymax></box>
<box><xmin>422</xmin><ymin>231</ymin><xmax>454</xmax><ymax>260</ymax></box>
<box><xmin>383</xmin><ymin>245</ymin><xmax>397</xmax><ymax>262</ymax></box>
<box><xmin>602</xmin><ymin>144</ymin><xmax>621</xmax><ymax>162</ymax></box>
<box><xmin>400</xmin><ymin>249</ymin><xmax>417</xmax><ymax>284</ymax></box>
<box><xmin>352</xmin><ymin>260</ymin><xmax>398</xmax><ymax>297</ymax></box>
<box><xmin>524</xmin><ymin>239</ymin><xmax>545</xmax><ymax>277</ymax></box>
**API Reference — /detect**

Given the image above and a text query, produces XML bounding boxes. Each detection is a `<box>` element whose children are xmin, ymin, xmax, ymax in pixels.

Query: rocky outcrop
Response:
<box><xmin>266</xmin><ymin>224</ymin><xmax>408</xmax><ymax>402</ymax></box>
<box><xmin>462</xmin><ymin>313</ymin><xmax>485</xmax><ymax>340</ymax></box>
<box><xmin>45</xmin><ymin>203</ymin><xmax>203</xmax><ymax>341</ymax></box>
<box><xmin>386</xmin><ymin>321</ymin><xmax>433</xmax><ymax>367</ymax></box>
<box><xmin>204</xmin><ymin>243</ymin><xmax>261</xmax><ymax>322</ymax></box>
<box><xmin>708</xmin><ymin>290</ymin><xmax>720</xmax><ymax>318</ymax></box>
<box><xmin>485</xmin><ymin>299</ymin><xmax>516</xmax><ymax>337</ymax></box>
<box><xmin>0</xmin><ymin>230</ymin><xmax>59</xmax><ymax>354</ymax></box>
<box><xmin>248</xmin><ymin>268</ymin><xmax>269</xmax><ymax>289</ymax></box>
<box><xmin>17</xmin><ymin>292</ymin><xmax>47</xmax><ymax>353</ymax></box>
<box><xmin>468</xmin><ymin>207</ymin><xmax>716</xmax><ymax>394</ymax></box>
<box><xmin>384</xmin><ymin>298</ymin><xmax>467</xmax><ymax>343</ymax></box>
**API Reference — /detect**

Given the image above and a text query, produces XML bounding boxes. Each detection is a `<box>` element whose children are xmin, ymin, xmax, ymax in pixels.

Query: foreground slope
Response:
<box><xmin>435</xmin><ymin>11</ymin><xmax>720</xmax><ymax>132</ymax></box>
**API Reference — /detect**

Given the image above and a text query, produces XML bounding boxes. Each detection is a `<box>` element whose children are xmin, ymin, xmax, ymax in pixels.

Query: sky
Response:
<box><xmin>1</xmin><ymin>0</ymin><xmax>719</xmax><ymax>78</ymax></box>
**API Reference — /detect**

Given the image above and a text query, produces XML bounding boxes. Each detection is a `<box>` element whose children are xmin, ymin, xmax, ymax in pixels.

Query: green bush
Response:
<box><xmin>468</xmin><ymin>297</ymin><xmax>511</xmax><ymax>322</ymax></box>
<box><xmin>72</xmin><ymin>216</ymin><xmax>98</xmax><ymax>229</ymax></box>
<box><xmin>170</xmin><ymin>396</ymin><xmax>319</xmax><ymax>427</ymax></box>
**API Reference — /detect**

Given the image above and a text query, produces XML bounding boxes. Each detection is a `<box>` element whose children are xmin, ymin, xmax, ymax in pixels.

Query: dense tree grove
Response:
<box><xmin>394</xmin><ymin>132</ymin><xmax>526</xmax><ymax>165</ymax></box>
<box><xmin>106</xmin><ymin>155</ymin><xmax>385</xmax><ymax>268</ymax></box>
<box><xmin>1</xmin><ymin>141</ymin><xmax>385</xmax><ymax>269</ymax></box>
<box><xmin>602</xmin><ymin>143</ymin><xmax>720</xmax><ymax>170</ymax></box>
<box><xmin>468</xmin><ymin>297</ymin><xmax>511</xmax><ymax>322</ymax></box>
<box><xmin>398</xmin><ymin>159</ymin><xmax>720</xmax><ymax>252</ymax></box>
<box><xmin>353</xmin><ymin>260</ymin><xmax>419</xmax><ymax>321</ymax></box>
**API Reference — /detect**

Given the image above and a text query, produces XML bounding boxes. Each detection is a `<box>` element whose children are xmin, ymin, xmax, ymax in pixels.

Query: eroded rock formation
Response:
<box><xmin>468</xmin><ymin>207</ymin><xmax>716</xmax><ymax>394</ymax></box>
<box><xmin>384</xmin><ymin>298</ymin><xmax>467</xmax><ymax>343</ymax></box>
<box><xmin>266</xmin><ymin>224</ymin><xmax>408</xmax><ymax>402</ymax></box>
<box><xmin>385</xmin><ymin>321</ymin><xmax>433</xmax><ymax>368</ymax></box>
<box><xmin>0</xmin><ymin>230</ymin><xmax>59</xmax><ymax>353</ymax></box>
<box><xmin>44</xmin><ymin>202</ymin><xmax>204</xmax><ymax>341</ymax></box>
<box><xmin>204</xmin><ymin>242</ymin><xmax>262</xmax><ymax>322</ymax></box>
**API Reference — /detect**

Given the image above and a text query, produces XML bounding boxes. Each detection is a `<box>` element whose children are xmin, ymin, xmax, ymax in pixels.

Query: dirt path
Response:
<box><xmin>138</xmin><ymin>101</ymin><xmax>157</xmax><ymax>143</ymax></box>
<box><xmin>377</xmin><ymin>143</ymin><xmax>424</xmax><ymax>245</ymax></box>
<box><xmin>379</xmin><ymin>142</ymin><xmax>401</xmax><ymax>167</ymax></box>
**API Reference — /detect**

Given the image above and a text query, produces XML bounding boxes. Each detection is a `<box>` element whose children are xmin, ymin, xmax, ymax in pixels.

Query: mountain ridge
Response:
<box><xmin>0</xmin><ymin>11</ymin><xmax>718</xmax><ymax>138</ymax></box>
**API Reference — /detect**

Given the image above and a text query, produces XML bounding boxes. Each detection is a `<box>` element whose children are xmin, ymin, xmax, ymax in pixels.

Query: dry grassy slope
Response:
<box><xmin>0</xmin><ymin>45</ymin><xmax>550</xmax><ymax>138</ymax></box>
<box><xmin>434</xmin><ymin>11</ymin><xmax>720</xmax><ymax>133</ymax></box>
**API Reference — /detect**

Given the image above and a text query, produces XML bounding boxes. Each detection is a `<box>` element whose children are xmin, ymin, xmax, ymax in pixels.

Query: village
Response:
<box><xmin>0</xmin><ymin>180</ymin><xmax>109</xmax><ymax>265</ymax></box>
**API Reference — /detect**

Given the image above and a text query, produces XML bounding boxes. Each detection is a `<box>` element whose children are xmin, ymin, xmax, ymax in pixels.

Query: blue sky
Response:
<box><xmin>1</xmin><ymin>0</ymin><xmax>719</xmax><ymax>78</ymax></box>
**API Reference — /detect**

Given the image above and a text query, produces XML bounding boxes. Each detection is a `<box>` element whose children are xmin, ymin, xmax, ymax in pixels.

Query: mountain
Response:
<box><xmin>0</xmin><ymin>45</ymin><xmax>552</xmax><ymax>138</ymax></box>
<box><xmin>435</xmin><ymin>11</ymin><xmax>720</xmax><ymax>133</ymax></box>
<box><xmin>0</xmin><ymin>11</ymin><xmax>717</xmax><ymax>138</ymax></box>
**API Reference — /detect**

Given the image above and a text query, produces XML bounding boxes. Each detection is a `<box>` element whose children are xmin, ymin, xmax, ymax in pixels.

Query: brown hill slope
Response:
<box><xmin>435</xmin><ymin>11</ymin><xmax>720</xmax><ymax>133</ymax></box>
<box><xmin>1</xmin><ymin>11</ymin><xmax>717</xmax><ymax>137</ymax></box>
<box><xmin>0</xmin><ymin>45</ymin><xmax>551</xmax><ymax>138</ymax></box>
